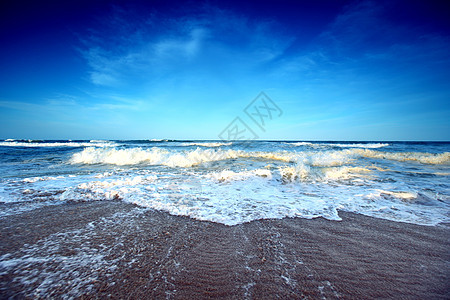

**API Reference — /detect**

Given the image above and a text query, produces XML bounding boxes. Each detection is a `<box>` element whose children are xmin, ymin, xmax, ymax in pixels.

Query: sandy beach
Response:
<box><xmin>0</xmin><ymin>200</ymin><xmax>448</xmax><ymax>299</ymax></box>
<box><xmin>2</xmin><ymin>0</ymin><xmax>450</xmax><ymax>297</ymax></box>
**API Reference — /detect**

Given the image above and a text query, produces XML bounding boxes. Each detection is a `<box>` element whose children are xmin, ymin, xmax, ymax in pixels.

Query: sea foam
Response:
<box><xmin>70</xmin><ymin>146</ymin><xmax>449</xmax><ymax>167</ymax></box>
<box><xmin>70</xmin><ymin>147</ymin><xmax>294</xmax><ymax>167</ymax></box>
<box><xmin>1</xmin><ymin>141</ymin><xmax>449</xmax><ymax>226</ymax></box>
<box><xmin>353</xmin><ymin>149</ymin><xmax>450</xmax><ymax>164</ymax></box>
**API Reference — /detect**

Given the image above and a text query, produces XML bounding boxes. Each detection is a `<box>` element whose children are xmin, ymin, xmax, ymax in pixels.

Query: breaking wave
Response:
<box><xmin>353</xmin><ymin>149</ymin><xmax>450</xmax><ymax>164</ymax></box>
<box><xmin>70</xmin><ymin>147</ymin><xmax>294</xmax><ymax>167</ymax></box>
<box><xmin>279</xmin><ymin>164</ymin><xmax>372</xmax><ymax>182</ymax></box>
<box><xmin>70</xmin><ymin>147</ymin><xmax>450</xmax><ymax>167</ymax></box>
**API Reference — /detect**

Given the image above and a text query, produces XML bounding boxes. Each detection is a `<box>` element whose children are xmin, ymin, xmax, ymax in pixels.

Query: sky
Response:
<box><xmin>0</xmin><ymin>0</ymin><xmax>449</xmax><ymax>141</ymax></box>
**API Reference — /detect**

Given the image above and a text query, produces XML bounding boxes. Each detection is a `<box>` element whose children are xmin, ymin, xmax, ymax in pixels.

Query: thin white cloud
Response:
<box><xmin>154</xmin><ymin>28</ymin><xmax>207</xmax><ymax>59</ymax></box>
<box><xmin>275</xmin><ymin>0</ymin><xmax>450</xmax><ymax>82</ymax></box>
<box><xmin>0</xmin><ymin>94</ymin><xmax>143</xmax><ymax>115</ymax></box>
<box><xmin>80</xmin><ymin>5</ymin><xmax>293</xmax><ymax>87</ymax></box>
<box><xmin>0</xmin><ymin>100</ymin><xmax>42</xmax><ymax>111</ymax></box>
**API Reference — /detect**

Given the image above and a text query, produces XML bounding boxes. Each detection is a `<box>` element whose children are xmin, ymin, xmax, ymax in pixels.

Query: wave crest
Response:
<box><xmin>70</xmin><ymin>146</ymin><xmax>450</xmax><ymax>167</ymax></box>
<box><xmin>353</xmin><ymin>149</ymin><xmax>450</xmax><ymax>164</ymax></box>
<box><xmin>70</xmin><ymin>147</ymin><xmax>295</xmax><ymax>167</ymax></box>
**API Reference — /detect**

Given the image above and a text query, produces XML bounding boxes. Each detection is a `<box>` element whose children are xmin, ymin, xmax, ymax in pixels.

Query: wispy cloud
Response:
<box><xmin>0</xmin><ymin>93</ymin><xmax>143</xmax><ymax>115</ymax></box>
<box><xmin>277</xmin><ymin>0</ymin><xmax>450</xmax><ymax>81</ymax></box>
<box><xmin>80</xmin><ymin>5</ymin><xmax>293</xmax><ymax>88</ymax></box>
<box><xmin>154</xmin><ymin>28</ymin><xmax>207</xmax><ymax>59</ymax></box>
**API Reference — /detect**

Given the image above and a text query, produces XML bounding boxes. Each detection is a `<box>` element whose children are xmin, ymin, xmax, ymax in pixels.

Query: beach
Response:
<box><xmin>0</xmin><ymin>140</ymin><xmax>449</xmax><ymax>298</ymax></box>
<box><xmin>1</xmin><ymin>200</ymin><xmax>448</xmax><ymax>299</ymax></box>
<box><xmin>2</xmin><ymin>0</ymin><xmax>450</xmax><ymax>297</ymax></box>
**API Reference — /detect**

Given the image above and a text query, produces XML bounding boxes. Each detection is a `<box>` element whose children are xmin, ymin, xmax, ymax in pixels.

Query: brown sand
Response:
<box><xmin>0</xmin><ymin>200</ymin><xmax>448</xmax><ymax>299</ymax></box>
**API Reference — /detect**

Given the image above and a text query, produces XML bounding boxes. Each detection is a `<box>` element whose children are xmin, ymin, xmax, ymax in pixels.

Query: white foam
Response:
<box><xmin>0</xmin><ymin>210</ymin><xmax>146</xmax><ymax>298</ymax></box>
<box><xmin>207</xmin><ymin>169</ymin><xmax>272</xmax><ymax>182</ymax></box>
<box><xmin>377</xmin><ymin>190</ymin><xmax>417</xmax><ymax>200</ymax></box>
<box><xmin>69</xmin><ymin>147</ymin><xmax>449</xmax><ymax>169</ymax></box>
<box><xmin>3</xmin><ymin>163</ymin><xmax>446</xmax><ymax>226</ymax></box>
<box><xmin>279</xmin><ymin>163</ymin><xmax>372</xmax><ymax>183</ymax></box>
<box><xmin>60</xmin><ymin>175</ymin><xmax>157</xmax><ymax>202</ymax></box>
<box><xmin>89</xmin><ymin>140</ymin><xmax>109</xmax><ymax>143</ymax></box>
<box><xmin>288</xmin><ymin>142</ymin><xmax>389</xmax><ymax>148</ymax></box>
<box><xmin>327</xmin><ymin>143</ymin><xmax>389</xmax><ymax>148</ymax></box>
<box><xmin>70</xmin><ymin>147</ymin><xmax>294</xmax><ymax>167</ymax></box>
<box><xmin>289</xmin><ymin>142</ymin><xmax>315</xmax><ymax>146</ymax></box>
<box><xmin>324</xmin><ymin>166</ymin><xmax>371</xmax><ymax>180</ymax></box>
<box><xmin>2</xmin><ymin>142</ymin><xmax>449</xmax><ymax>226</ymax></box>
<box><xmin>299</xmin><ymin>148</ymin><xmax>450</xmax><ymax>166</ymax></box>
<box><xmin>352</xmin><ymin>149</ymin><xmax>450</xmax><ymax>164</ymax></box>
<box><xmin>94</xmin><ymin>172</ymin><xmax>113</xmax><ymax>178</ymax></box>
<box><xmin>23</xmin><ymin>176</ymin><xmax>63</xmax><ymax>183</ymax></box>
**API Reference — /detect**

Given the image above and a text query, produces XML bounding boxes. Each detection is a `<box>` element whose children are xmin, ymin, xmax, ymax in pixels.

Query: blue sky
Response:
<box><xmin>0</xmin><ymin>0</ymin><xmax>449</xmax><ymax>140</ymax></box>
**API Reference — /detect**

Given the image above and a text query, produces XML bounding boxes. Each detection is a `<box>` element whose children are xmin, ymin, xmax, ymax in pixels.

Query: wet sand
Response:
<box><xmin>0</xmin><ymin>200</ymin><xmax>449</xmax><ymax>299</ymax></box>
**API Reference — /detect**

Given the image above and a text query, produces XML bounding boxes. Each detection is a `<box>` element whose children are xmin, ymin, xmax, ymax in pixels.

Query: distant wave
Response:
<box><xmin>287</xmin><ymin>142</ymin><xmax>390</xmax><ymax>148</ymax></box>
<box><xmin>328</xmin><ymin>143</ymin><xmax>389</xmax><ymax>148</ymax></box>
<box><xmin>180</xmin><ymin>142</ymin><xmax>233</xmax><ymax>147</ymax></box>
<box><xmin>287</xmin><ymin>142</ymin><xmax>315</xmax><ymax>146</ymax></box>
<box><xmin>0</xmin><ymin>140</ymin><xmax>116</xmax><ymax>148</ymax></box>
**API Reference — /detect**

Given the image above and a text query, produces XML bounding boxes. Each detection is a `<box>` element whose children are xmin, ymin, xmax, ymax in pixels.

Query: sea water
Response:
<box><xmin>0</xmin><ymin>140</ymin><xmax>448</xmax><ymax>225</ymax></box>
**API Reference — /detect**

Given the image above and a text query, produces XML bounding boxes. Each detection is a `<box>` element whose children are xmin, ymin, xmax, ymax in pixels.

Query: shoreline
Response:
<box><xmin>1</xmin><ymin>201</ymin><xmax>449</xmax><ymax>299</ymax></box>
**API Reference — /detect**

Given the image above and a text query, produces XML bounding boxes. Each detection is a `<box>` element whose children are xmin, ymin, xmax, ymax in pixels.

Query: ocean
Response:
<box><xmin>0</xmin><ymin>139</ymin><xmax>449</xmax><ymax>226</ymax></box>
